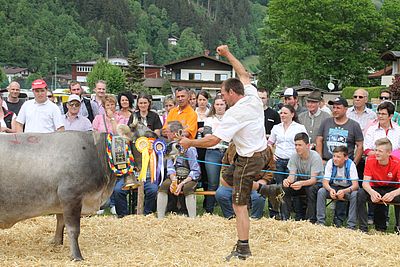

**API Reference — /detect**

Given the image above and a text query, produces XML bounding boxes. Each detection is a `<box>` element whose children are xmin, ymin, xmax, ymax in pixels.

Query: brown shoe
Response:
<box><xmin>225</xmin><ymin>241</ymin><xmax>252</xmax><ymax>261</ymax></box>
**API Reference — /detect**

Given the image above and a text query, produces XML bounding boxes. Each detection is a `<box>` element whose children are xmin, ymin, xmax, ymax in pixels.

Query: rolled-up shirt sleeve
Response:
<box><xmin>186</xmin><ymin>148</ymin><xmax>201</xmax><ymax>180</ymax></box>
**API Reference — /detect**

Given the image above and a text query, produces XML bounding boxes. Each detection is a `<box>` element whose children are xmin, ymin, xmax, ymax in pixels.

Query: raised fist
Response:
<box><xmin>216</xmin><ymin>45</ymin><xmax>230</xmax><ymax>57</ymax></box>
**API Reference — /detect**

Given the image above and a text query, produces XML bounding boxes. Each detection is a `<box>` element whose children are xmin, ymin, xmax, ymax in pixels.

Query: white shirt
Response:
<box><xmin>213</xmin><ymin>84</ymin><xmax>268</xmax><ymax>157</ymax></box>
<box><xmin>16</xmin><ymin>99</ymin><xmax>64</xmax><ymax>133</ymax></box>
<box><xmin>204</xmin><ymin>115</ymin><xmax>227</xmax><ymax>150</ymax></box>
<box><xmin>268</xmin><ymin>121</ymin><xmax>307</xmax><ymax>159</ymax></box>
<box><xmin>346</xmin><ymin>107</ymin><xmax>377</xmax><ymax>132</ymax></box>
<box><xmin>364</xmin><ymin>122</ymin><xmax>400</xmax><ymax>151</ymax></box>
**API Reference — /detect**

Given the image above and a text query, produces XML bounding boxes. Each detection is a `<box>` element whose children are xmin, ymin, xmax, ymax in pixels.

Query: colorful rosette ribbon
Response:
<box><xmin>135</xmin><ymin>137</ymin><xmax>151</xmax><ymax>182</ymax></box>
<box><xmin>153</xmin><ymin>139</ymin><xmax>166</xmax><ymax>185</ymax></box>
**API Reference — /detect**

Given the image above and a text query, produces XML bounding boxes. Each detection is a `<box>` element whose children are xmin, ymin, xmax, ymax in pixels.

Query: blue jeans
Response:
<box><xmin>204</xmin><ymin>149</ymin><xmax>224</xmax><ymax>213</ymax></box>
<box><xmin>215</xmin><ymin>185</ymin><xmax>266</xmax><ymax>219</ymax></box>
<box><xmin>111</xmin><ymin>176</ymin><xmax>159</xmax><ymax>216</ymax></box>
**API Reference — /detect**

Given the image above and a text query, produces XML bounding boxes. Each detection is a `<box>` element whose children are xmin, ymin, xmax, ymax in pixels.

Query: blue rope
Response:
<box><xmin>177</xmin><ymin>155</ymin><xmax>400</xmax><ymax>185</ymax></box>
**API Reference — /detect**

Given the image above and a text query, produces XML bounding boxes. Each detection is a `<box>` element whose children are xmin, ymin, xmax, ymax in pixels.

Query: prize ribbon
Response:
<box><xmin>153</xmin><ymin>139</ymin><xmax>166</xmax><ymax>185</ymax></box>
<box><xmin>135</xmin><ymin>137</ymin><xmax>150</xmax><ymax>182</ymax></box>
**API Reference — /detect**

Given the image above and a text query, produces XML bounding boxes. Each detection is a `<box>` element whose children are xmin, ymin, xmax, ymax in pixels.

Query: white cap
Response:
<box><xmin>283</xmin><ymin>88</ymin><xmax>298</xmax><ymax>97</ymax></box>
<box><xmin>67</xmin><ymin>94</ymin><xmax>81</xmax><ymax>103</ymax></box>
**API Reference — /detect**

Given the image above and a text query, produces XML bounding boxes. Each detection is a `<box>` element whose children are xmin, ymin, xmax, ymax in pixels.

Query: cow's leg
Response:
<box><xmin>63</xmin><ymin>202</ymin><xmax>84</xmax><ymax>261</ymax></box>
<box><xmin>50</xmin><ymin>214</ymin><xmax>65</xmax><ymax>245</ymax></box>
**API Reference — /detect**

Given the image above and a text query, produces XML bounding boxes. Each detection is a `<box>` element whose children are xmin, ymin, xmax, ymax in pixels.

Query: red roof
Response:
<box><xmin>368</xmin><ymin>66</ymin><xmax>392</xmax><ymax>79</ymax></box>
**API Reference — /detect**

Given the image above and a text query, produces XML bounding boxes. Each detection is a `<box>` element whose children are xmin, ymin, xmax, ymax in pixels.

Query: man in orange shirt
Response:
<box><xmin>163</xmin><ymin>87</ymin><xmax>198</xmax><ymax>139</ymax></box>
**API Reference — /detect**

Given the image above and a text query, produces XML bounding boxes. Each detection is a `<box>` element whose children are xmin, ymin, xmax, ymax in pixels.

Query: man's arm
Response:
<box><xmin>353</xmin><ymin>140</ymin><xmax>363</xmax><ymax>165</ymax></box>
<box><xmin>362</xmin><ymin>176</ymin><xmax>381</xmax><ymax>203</ymax></box>
<box><xmin>15</xmin><ymin>121</ymin><xmax>24</xmax><ymax>133</ymax></box>
<box><xmin>216</xmin><ymin>45</ymin><xmax>251</xmax><ymax>85</ymax></box>
<box><xmin>180</xmin><ymin>134</ymin><xmax>221</xmax><ymax>149</ymax></box>
<box><xmin>315</xmin><ymin>136</ymin><xmax>323</xmax><ymax>158</ymax></box>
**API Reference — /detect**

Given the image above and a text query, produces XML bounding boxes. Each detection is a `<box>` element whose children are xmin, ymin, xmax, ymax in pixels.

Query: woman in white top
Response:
<box><xmin>0</xmin><ymin>96</ymin><xmax>16</xmax><ymax>133</ymax></box>
<box><xmin>203</xmin><ymin>95</ymin><xmax>228</xmax><ymax>213</ymax></box>
<box><xmin>268</xmin><ymin>104</ymin><xmax>307</xmax><ymax>185</ymax></box>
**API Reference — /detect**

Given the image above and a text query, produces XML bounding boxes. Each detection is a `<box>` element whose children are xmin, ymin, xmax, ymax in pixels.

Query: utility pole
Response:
<box><xmin>106</xmin><ymin>37</ymin><xmax>110</xmax><ymax>59</ymax></box>
<box><xmin>54</xmin><ymin>57</ymin><xmax>57</xmax><ymax>90</ymax></box>
<box><xmin>143</xmin><ymin>52</ymin><xmax>148</xmax><ymax>78</ymax></box>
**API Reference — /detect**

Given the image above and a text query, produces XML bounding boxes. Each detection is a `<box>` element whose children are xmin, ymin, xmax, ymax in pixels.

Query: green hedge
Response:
<box><xmin>341</xmin><ymin>86</ymin><xmax>385</xmax><ymax>100</ymax></box>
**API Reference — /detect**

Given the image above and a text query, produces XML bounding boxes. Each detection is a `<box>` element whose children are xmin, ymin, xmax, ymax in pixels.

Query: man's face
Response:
<box><xmin>258</xmin><ymin>91</ymin><xmax>268</xmax><ymax>108</ymax></box>
<box><xmin>352</xmin><ymin>90</ymin><xmax>368</xmax><ymax>109</ymax></box>
<box><xmin>380</xmin><ymin>92</ymin><xmax>391</xmax><ymax>102</ymax></box>
<box><xmin>375</xmin><ymin>145</ymin><xmax>390</xmax><ymax>162</ymax></box>
<box><xmin>176</xmin><ymin>90</ymin><xmax>189</xmax><ymax>108</ymax></box>
<box><xmin>70</xmin><ymin>84</ymin><xmax>82</xmax><ymax>96</ymax></box>
<box><xmin>332</xmin><ymin>104</ymin><xmax>347</xmax><ymax>119</ymax></box>
<box><xmin>67</xmin><ymin>100</ymin><xmax>81</xmax><ymax>115</ymax></box>
<box><xmin>284</xmin><ymin>96</ymin><xmax>297</xmax><ymax>107</ymax></box>
<box><xmin>33</xmin><ymin>88</ymin><xmax>48</xmax><ymax>103</ymax></box>
<box><xmin>295</xmin><ymin>140</ymin><xmax>309</xmax><ymax>156</ymax></box>
<box><xmin>220</xmin><ymin>86</ymin><xmax>233</xmax><ymax>107</ymax></box>
<box><xmin>332</xmin><ymin>152</ymin><xmax>347</xmax><ymax>168</ymax></box>
<box><xmin>94</xmin><ymin>82</ymin><xmax>106</xmax><ymax>97</ymax></box>
<box><xmin>189</xmin><ymin>93</ymin><xmax>197</xmax><ymax>108</ymax></box>
<box><xmin>306</xmin><ymin>100</ymin><xmax>319</xmax><ymax>114</ymax></box>
<box><xmin>8</xmin><ymin>83</ymin><xmax>20</xmax><ymax>98</ymax></box>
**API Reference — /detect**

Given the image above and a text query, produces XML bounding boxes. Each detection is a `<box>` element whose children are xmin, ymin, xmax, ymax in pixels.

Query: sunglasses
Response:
<box><xmin>47</xmin><ymin>95</ymin><xmax>53</xmax><ymax>98</ymax></box>
<box><xmin>353</xmin><ymin>95</ymin><xmax>365</xmax><ymax>99</ymax></box>
<box><xmin>379</xmin><ymin>96</ymin><xmax>390</xmax><ymax>100</ymax></box>
<box><xmin>68</xmin><ymin>102</ymin><xmax>81</xmax><ymax>107</ymax></box>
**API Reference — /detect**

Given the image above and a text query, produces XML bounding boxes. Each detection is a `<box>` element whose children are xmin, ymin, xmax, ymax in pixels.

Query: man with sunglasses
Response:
<box><xmin>347</xmin><ymin>89</ymin><xmax>377</xmax><ymax>132</ymax></box>
<box><xmin>62</xmin><ymin>95</ymin><xmax>92</xmax><ymax>131</ymax></box>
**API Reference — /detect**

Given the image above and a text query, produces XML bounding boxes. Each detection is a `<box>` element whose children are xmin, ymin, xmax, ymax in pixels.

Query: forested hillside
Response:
<box><xmin>0</xmin><ymin>0</ymin><xmax>266</xmax><ymax>76</ymax></box>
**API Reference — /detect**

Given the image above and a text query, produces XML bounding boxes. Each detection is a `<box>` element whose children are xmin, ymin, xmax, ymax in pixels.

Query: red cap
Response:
<box><xmin>32</xmin><ymin>79</ymin><xmax>47</xmax><ymax>90</ymax></box>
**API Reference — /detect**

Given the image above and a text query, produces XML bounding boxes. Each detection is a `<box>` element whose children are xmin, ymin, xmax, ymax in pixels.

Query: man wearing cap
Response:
<box><xmin>5</xmin><ymin>81</ymin><xmax>24</xmax><ymax>115</ymax></box>
<box><xmin>15</xmin><ymin>79</ymin><xmax>64</xmax><ymax>133</ymax></box>
<box><xmin>316</xmin><ymin>96</ymin><xmax>363</xmax><ymax>227</ymax></box>
<box><xmin>298</xmin><ymin>90</ymin><xmax>331</xmax><ymax>148</ymax></box>
<box><xmin>283</xmin><ymin>87</ymin><xmax>307</xmax><ymax>115</ymax></box>
<box><xmin>62</xmin><ymin>81</ymin><xmax>96</xmax><ymax>122</ymax></box>
<box><xmin>62</xmin><ymin>95</ymin><xmax>92</xmax><ymax>131</ymax></box>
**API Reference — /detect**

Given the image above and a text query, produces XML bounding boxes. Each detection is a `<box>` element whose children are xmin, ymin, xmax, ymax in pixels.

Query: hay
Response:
<box><xmin>1</xmin><ymin>214</ymin><xmax>400</xmax><ymax>266</ymax></box>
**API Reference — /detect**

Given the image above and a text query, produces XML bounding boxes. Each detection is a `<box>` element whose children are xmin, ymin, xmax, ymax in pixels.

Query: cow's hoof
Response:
<box><xmin>71</xmin><ymin>256</ymin><xmax>84</xmax><ymax>261</ymax></box>
<box><xmin>49</xmin><ymin>238</ymin><xmax>63</xmax><ymax>246</ymax></box>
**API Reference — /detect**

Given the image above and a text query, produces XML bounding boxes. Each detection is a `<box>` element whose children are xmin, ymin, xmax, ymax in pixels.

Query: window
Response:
<box><xmin>189</xmin><ymin>73</ymin><xmax>202</xmax><ymax>80</ymax></box>
<box><xmin>215</xmin><ymin>74</ymin><xmax>228</xmax><ymax>81</ymax></box>
<box><xmin>76</xmin><ymin>66</ymin><xmax>93</xmax><ymax>73</ymax></box>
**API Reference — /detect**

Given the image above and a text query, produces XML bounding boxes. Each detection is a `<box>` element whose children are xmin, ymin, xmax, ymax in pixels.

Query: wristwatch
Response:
<box><xmin>110</xmin><ymin>118</ymin><xmax>115</xmax><ymax>121</ymax></box>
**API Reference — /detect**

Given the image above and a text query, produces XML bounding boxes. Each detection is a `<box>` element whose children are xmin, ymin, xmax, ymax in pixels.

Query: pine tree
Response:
<box><xmin>125</xmin><ymin>51</ymin><xmax>144</xmax><ymax>93</ymax></box>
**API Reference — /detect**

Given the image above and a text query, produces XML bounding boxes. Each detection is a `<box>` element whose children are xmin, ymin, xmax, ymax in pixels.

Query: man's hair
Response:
<box><xmin>69</xmin><ymin>81</ymin><xmax>81</xmax><ymax>89</ymax></box>
<box><xmin>355</xmin><ymin>88</ymin><xmax>368</xmax><ymax>98</ymax></box>
<box><xmin>96</xmin><ymin>80</ymin><xmax>107</xmax><ymax>87</ymax></box>
<box><xmin>380</xmin><ymin>89</ymin><xmax>392</xmax><ymax>99</ymax></box>
<box><xmin>222</xmin><ymin>78</ymin><xmax>244</xmax><ymax>95</ymax></box>
<box><xmin>257</xmin><ymin>87</ymin><xmax>269</xmax><ymax>95</ymax></box>
<box><xmin>7</xmin><ymin>81</ymin><xmax>20</xmax><ymax>89</ymax></box>
<box><xmin>333</xmin><ymin>146</ymin><xmax>348</xmax><ymax>156</ymax></box>
<box><xmin>175</xmin><ymin>87</ymin><xmax>189</xmax><ymax>94</ymax></box>
<box><xmin>167</xmin><ymin>120</ymin><xmax>183</xmax><ymax>133</ymax></box>
<box><xmin>377</xmin><ymin>101</ymin><xmax>395</xmax><ymax>115</ymax></box>
<box><xmin>375</xmin><ymin>137</ymin><xmax>392</xmax><ymax>152</ymax></box>
<box><xmin>294</xmin><ymin>132</ymin><xmax>309</xmax><ymax>144</ymax></box>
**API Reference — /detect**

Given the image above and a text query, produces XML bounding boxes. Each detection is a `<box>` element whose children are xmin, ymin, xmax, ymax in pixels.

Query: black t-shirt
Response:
<box><xmin>5</xmin><ymin>99</ymin><xmax>24</xmax><ymax>115</ymax></box>
<box><xmin>264</xmin><ymin>107</ymin><xmax>281</xmax><ymax>135</ymax></box>
<box><xmin>128</xmin><ymin>110</ymin><xmax>162</xmax><ymax>131</ymax></box>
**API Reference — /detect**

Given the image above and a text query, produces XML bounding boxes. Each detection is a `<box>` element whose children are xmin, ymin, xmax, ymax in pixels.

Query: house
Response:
<box><xmin>3</xmin><ymin>67</ymin><xmax>30</xmax><ymax>83</ymax></box>
<box><xmin>71</xmin><ymin>57</ymin><xmax>163</xmax><ymax>84</ymax></box>
<box><xmin>368</xmin><ymin>51</ymin><xmax>400</xmax><ymax>86</ymax></box>
<box><xmin>164</xmin><ymin>54</ymin><xmax>234</xmax><ymax>96</ymax></box>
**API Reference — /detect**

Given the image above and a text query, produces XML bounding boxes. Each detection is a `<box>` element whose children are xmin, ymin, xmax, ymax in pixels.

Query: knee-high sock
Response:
<box><xmin>157</xmin><ymin>192</ymin><xmax>168</xmax><ymax>219</ymax></box>
<box><xmin>185</xmin><ymin>194</ymin><xmax>196</xmax><ymax>218</ymax></box>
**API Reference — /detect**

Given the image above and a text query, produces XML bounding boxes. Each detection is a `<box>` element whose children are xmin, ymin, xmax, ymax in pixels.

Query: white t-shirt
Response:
<box><xmin>213</xmin><ymin>84</ymin><xmax>267</xmax><ymax>157</ymax></box>
<box><xmin>16</xmin><ymin>99</ymin><xmax>64</xmax><ymax>133</ymax></box>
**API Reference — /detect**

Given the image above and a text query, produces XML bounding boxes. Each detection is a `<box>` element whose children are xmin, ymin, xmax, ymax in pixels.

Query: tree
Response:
<box><xmin>0</xmin><ymin>68</ymin><xmax>7</xmax><ymax>88</ymax></box>
<box><xmin>175</xmin><ymin>27</ymin><xmax>204</xmax><ymax>58</ymax></box>
<box><xmin>87</xmin><ymin>58</ymin><xmax>126</xmax><ymax>94</ymax></box>
<box><xmin>125</xmin><ymin>50</ymin><xmax>144</xmax><ymax>93</ymax></box>
<box><xmin>259</xmin><ymin>0</ymin><xmax>385</xmax><ymax>90</ymax></box>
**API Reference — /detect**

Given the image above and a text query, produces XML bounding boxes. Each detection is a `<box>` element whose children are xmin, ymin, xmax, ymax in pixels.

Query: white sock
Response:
<box><xmin>157</xmin><ymin>192</ymin><xmax>168</xmax><ymax>219</ymax></box>
<box><xmin>185</xmin><ymin>194</ymin><xmax>197</xmax><ymax>218</ymax></box>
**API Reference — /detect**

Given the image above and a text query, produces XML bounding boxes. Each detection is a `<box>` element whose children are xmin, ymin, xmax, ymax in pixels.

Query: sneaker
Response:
<box><xmin>110</xmin><ymin>206</ymin><xmax>117</xmax><ymax>215</ymax></box>
<box><xmin>96</xmin><ymin>209</ymin><xmax>105</xmax><ymax>215</ymax></box>
<box><xmin>225</xmin><ymin>241</ymin><xmax>252</xmax><ymax>261</ymax></box>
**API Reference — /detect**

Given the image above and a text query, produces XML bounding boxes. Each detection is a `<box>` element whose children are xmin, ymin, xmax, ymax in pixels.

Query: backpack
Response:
<box><xmin>329</xmin><ymin>159</ymin><xmax>352</xmax><ymax>187</ymax></box>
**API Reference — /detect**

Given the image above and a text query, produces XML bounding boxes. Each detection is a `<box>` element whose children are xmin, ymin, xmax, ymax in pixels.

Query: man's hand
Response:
<box><xmin>282</xmin><ymin>178</ymin><xmax>292</xmax><ymax>188</ymax></box>
<box><xmin>382</xmin><ymin>191</ymin><xmax>397</xmax><ymax>203</ymax></box>
<box><xmin>290</xmin><ymin>181</ymin><xmax>303</xmax><ymax>191</ymax></box>
<box><xmin>216</xmin><ymin>45</ymin><xmax>230</xmax><ymax>57</ymax></box>
<box><xmin>336</xmin><ymin>189</ymin><xmax>346</xmax><ymax>200</ymax></box>
<box><xmin>179</xmin><ymin>137</ymin><xmax>192</xmax><ymax>150</ymax></box>
<box><xmin>369</xmin><ymin>189</ymin><xmax>382</xmax><ymax>203</ymax></box>
<box><xmin>329</xmin><ymin>189</ymin><xmax>337</xmax><ymax>199</ymax></box>
<box><xmin>174</xmin><ymin>182</ymin><xmax>184</xmax><ymax>196</ymax></box>
<box><xmin>170</xmin><ymin>180</ymin><xmax>178</xmax><ymax>194</ymax></box>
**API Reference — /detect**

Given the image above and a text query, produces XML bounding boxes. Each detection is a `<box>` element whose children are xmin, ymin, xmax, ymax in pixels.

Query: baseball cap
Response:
<box><xmin>328</xmin><ymin>97</ymin><xmax>348</xmax><ymax>107</ymax></box>
<box><xmin>67</xmin><ymin>94</ymin><xmax>81</xmax><ymax>103</ymax></box>
<box><xmin>31</xmin><ymin>79</ymin><xmax>48</xmax><ymax>90</ymax></box>
<box><xmin>283</xmin><ymin>87</ymin><xmax>298</xmax><ymax>97</ymax></box>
